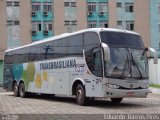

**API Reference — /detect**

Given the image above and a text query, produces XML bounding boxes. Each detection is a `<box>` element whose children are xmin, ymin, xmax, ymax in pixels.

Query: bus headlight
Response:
<box><xmin>141</xmin><ymin>85</ymin><xmax>149</xmax><ymax>89</ymax></box>
<box><xmin>107</xmin><ymin>84</ymin><xmax>120</xmax><ymax>89</ymax></box>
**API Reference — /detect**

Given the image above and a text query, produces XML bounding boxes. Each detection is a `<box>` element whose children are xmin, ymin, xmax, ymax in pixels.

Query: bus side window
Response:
<box><xmin>91</xmin><ymin>48</ymin><xmax>103</xmax><ymax>77</ymax></box>
<box><xmin>84</xmin><ymin>32</ymin><xmax>102</xmax><ymax>77</ymax></box>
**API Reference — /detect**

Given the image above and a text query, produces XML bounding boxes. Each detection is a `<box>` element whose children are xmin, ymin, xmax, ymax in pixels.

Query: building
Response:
<box><xmin>0</xmin><ymin>0</ymin><xmax>31</xmax><ymax>86</ymax></box>
<box><xmin>149</xmin><ymin>0</ymin><xmax>160</xmax><ymax>84</ymax></box>
<box><xmin>31</xmin><ymin>0</ymin><xmax>54</xmax><ymax>41</ymax></box>
<box><xmin>0</xmin><ymin>0</ymin><xmax>160</xmax><ymax>85</ymax></box>
<box><xmin>150</xmin><ymin>0</ymin><xmax>160</xmax><ymax>56</ymax></box>
<box><xmin>0</xmin><ymin>0</ymin><xmax>7</xmax><ymax>86</ymax></box>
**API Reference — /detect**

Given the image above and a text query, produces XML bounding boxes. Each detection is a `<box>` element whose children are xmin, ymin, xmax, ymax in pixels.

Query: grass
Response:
<box><xmin>150</xmin><ymin>84</ymin><xmax>160</xmax><ymax>88</ymax></box>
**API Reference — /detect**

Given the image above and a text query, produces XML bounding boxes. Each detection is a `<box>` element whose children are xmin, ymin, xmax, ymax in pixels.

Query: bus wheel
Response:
<box><xmin>19</xmin><ymin>83</ymin><xmax>26</xmax><ymax>98</ymax></box>
<box><xmin>111</xmin><ymin>98</ymin><xmax>123</xmax><ymax>104</ymax></box>
<box><xmin>13</xmin><ymin>83</ymin><xmax>19</xmax><ymax>97</ymax></box>
<box><xmin>76</xmin><ymin>84</ymin><xmax>86</xmax><ymax>105</ymax></box>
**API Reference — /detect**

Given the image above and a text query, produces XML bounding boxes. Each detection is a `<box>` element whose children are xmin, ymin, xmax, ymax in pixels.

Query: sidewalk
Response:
<box><xmin>150</xmin><ymin>87</ymin><xmax>160</xmax><ymax>95</ymax></box>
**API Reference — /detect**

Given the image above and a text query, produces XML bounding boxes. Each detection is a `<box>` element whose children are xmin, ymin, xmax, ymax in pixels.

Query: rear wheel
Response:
<box><xmin>76</xmin><ymin>84</ymin><xmax>87</xmax><ymax>106</ymax></box>
<box><xmin>111</xmin><ymin>98</ymin><xmax>123</xmax><ymax>104</ymax></box>
<box><xmin>19</xmin><ymin>83</ymin><xmax>26</xmax><ymax>98</ymax></box>
<box><xmin>13</xmin><ymin>83</ymin><xmax>19</xmax><ymax>97</ymax></box>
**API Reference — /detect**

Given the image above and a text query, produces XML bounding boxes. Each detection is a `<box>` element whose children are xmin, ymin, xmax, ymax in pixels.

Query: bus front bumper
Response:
<box><xmin>103</xmin><ymin>88</ymin><xmax>150</xmax><ymax>98</ymax></box>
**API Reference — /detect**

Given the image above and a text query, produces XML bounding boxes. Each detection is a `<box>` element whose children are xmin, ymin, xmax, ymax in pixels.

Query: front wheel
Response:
<box><xmin>111</xmin><ymin>98</ymin><xmax>123</xmax><ymax>104</ymax></box>
<box><xmin>76</xmin><ymin>84</ymin><xmax>87</xmax><ymax>106</ymax></box>
<box><xmin>19</xmin><ymin>83</ymin><xmax>27</xmax><ymax>98</ymax></box>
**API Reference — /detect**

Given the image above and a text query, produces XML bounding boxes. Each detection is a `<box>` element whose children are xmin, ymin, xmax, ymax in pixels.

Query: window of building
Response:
<box><xmin>32</xmin><ymin>22</ymin><xmax>41</xmax><ymax>31</ymax></box>
<box><xmin>38</xmin><ymin>24</ymin><xmax>41</xmax><ymax>31</ymax></box>
<box><xmin>99</xmin><ymin>21</ymin><xmax>108</xmax><ymax>28</ymax></box>
<box><xmin>158</xmin><ymin>4</ymin><xmax>160</xmax><ymax>14</ymax></box>
<box><xmin>125</xmin><ymin>3</ymin><xmax>134</xmax><ymax>12</ymax></box>
<box><xmin>32</xmin><ymin>3</ymin><xmax>41</xmax><ymax>12</ymax></box>
<box><xmin>65</xmin><ymin>21</ymin><xmax>70</xmax><ymax>25</ymax></box>
<box><xmin>44</xmin><ymin>3</ymin><xmax>53</xmax><ymax>12</ymax></box>
<box><xmin>65</xmin><ymin>20</ymin><xmax>77</xmax><ymax>25</ymax></box>
<box><xmin>126</xmin><ymin>21</ymin><xmax>134</xmax><ymax>31</ymax></box>
<box><xmin>64</xmin><ymin>2</ymin><xmax>76</xmax><ymax>7</ymax></box>
<box><xmin>6</xmin><ymin>1</ymin><xmax>12</xmax><ymax>6</ymax></box>
<box><xmin>7</xmin><ymin>20</ymin><xmax>20</xmax><ymax>26</ymax></box>
<box><xmin>14</xmin><ymin>20</ymin><xmax>20</xmax><ymax>25</ymax></box>
<box><xmin>71</xmin><ymin>2</ymin><xmax>76</xmax><ymax>7</ymax></box>
<box><xmin>99</xmin><ymin>2</ymin><xmax>108</xmax><ymax>13</ymax></box>
<box><xmin>44</xmin><ymin>22</ymin><xmax>53</xmax><ymax>31</ymax></box>
<box><xmin>71</xmin><ymin>21</ymin><xmax>77</xmax><ymax>25</ymax></box>
<box><xmin>88</xmin><ymin>21</ymin><xmax>97</xmax><ymax>28</ymax></box>
<box><xmin>117</xmin><ymin>2</ymin><xmax>122</xmax><ymax>7</ymax></box>
<box><xmin>64</xmin><ymin>20</ymin><xmax>77</xmax><ymax>32</ymax></box>
<box><xmin>117</xmin><ymin>21</ymin><xmax>123</xmax><ymax>29</ymax></box>
<box><xmin>32</xmin><ymin>24</ymin><xmax>37</xmax><ymax>31</ymax></box>
<box><xmin>6</xmin><ymin>1</ymin><xmax>19</xmax><ymax>6</ymax></box>
<box><xmin>64</xmin><ymin>2</ymin><xmax>69</xmax><ymax>7</ymax></box>
<box><xmin>14</xmin><ymin>1</ymin><xmax>19</xmax><ymax>6</ymax></box>
<box><xmin>117</xmin><ymin>21</ymin><xmax>122</xmax><ymax>26</ymax></box>
<box><xmin>48</xmin><ymin>24</ymin><xmax>52</xmax><ymax>31</ymax></box>
<box><xmin>87</xmin><ymin>2</ymin><xmax>96</xmax><ymax>12</ymax></box>
<box><xmin>7</xmin><ymin>20</ymin><xmax>13</xmax><ymax>26</ymax></box>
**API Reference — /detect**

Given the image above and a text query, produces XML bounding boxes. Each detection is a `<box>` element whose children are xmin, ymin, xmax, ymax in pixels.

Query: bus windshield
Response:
<box><xmin>100</xmin><ymin>31</ymin><xmax>148</xmax><ymax>79</ymax></box>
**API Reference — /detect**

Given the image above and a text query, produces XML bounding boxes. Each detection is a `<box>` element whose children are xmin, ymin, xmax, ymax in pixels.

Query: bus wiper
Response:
<box><xmin>120</xmin><ymin>55</ymin><xmax>131</xmax><ymax>78</ymax></box>
<box><xmin>130</xmin><ymin>53</ymin><xmax>143</xmax><ymax>78</ymax></box>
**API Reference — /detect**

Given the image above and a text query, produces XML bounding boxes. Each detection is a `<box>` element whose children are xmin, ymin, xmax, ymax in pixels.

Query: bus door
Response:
<box><xmin>91</xmin><ymin>47</ymin><xmax>103</xmax><ymax>97</ymax></box>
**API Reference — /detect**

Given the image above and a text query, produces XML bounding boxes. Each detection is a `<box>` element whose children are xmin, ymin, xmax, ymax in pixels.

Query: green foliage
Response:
<box><xmin>150</xmin><ymin>84</ymin><xmax>160</xmax><ymax>88</ymax></box>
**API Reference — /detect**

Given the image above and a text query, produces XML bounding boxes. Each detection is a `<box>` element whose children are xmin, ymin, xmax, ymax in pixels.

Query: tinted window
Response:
<box><xmin>92</xmin><ymin>48</ymin><xmax>103</xmax><ymax>77</ymax></box>
<box><xmin>84</xmin><ymin>32</ymin><xmax>100</xmax><ymax>54</ymax></box>
<box><xmin>5</xmin><ymin>48</ymin><xmax>29</xmax><ymax>64</ymax></box>
<box><xmin>84</xmin><ymin>32</ymin><xmax>102</xmax><ymax>77</ymax></box>
<box><xmin>28</xmin><ymin>44</ymin><xmax>44</xmax><ymax>61</ymax></box>
<box><xmin>65</xmin><ymin>34</ymin><xmax>83</xmax><ymax>56</ymax></box>
<box><xmin>5</xmin><ymin>34</ymin><xmax>84</xmax><ymax>64</ymax></box>
<box><xmin>100</xmin><ymin>32</ymin><xmax>144</xmax><ymax>48</ymax></box>
<box><xmin>45</xmin><ymin>39</ymin><xmax>67</xmax><ymax>58</ymax></box>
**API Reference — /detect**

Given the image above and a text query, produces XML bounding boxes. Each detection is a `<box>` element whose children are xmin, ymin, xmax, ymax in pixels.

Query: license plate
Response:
<box><xmin>127</xmin><ymin>92</ymin><xmax>134</xmax><ymax>96</ymax></box>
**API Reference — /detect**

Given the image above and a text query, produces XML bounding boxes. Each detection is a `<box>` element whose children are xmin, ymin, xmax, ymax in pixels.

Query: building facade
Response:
<box><xmin>0</xmin><ymin>0</ymin><xmax>7</xmax><ymax>86</ymax></box>
<box><xmin>150</xmin><ymin>0</ymin><xmax>160</xmax><ymax>56</ymax></box>
<box><xmin>31</xmin><ymin>0</ymin><xmax>54</xmax><ymax>41</ymax></box>
<box><xmin>0</xmin><ymin>0</ymin><xmax>160</xmax><ymax>85</ymax></box>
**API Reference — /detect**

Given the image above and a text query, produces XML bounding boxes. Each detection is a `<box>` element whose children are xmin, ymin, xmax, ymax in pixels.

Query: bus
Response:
<box><xmin>3</xmin><ymin>28</ymin><xmax>158</xmax><ymax>105</ymax></box>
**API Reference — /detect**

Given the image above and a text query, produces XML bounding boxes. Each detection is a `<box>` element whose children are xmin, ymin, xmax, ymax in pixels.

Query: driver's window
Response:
<box><xmin>91</xmin><ymin>48</ymin><xmax>103</xmax><ymax>77</ymax></box>
<box><xmin>84</xmin><ymin>32</ymin><xmax>102</xmax><ymax>77</ymax></box>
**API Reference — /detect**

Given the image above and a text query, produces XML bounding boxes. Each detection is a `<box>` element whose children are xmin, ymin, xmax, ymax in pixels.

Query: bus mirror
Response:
<box><xmin>148</xmin><ymin>47</ymin><xmax>158</xmax><ymax>64</ymax></box>
<box><xmin>101</xmin><ymin>43</ymin><xmax>110</xmax><ymax>62</ymax></box>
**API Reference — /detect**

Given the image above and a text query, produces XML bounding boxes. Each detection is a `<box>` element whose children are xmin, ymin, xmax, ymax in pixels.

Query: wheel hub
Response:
<box><xmin>77</xmin><ymin>90</ymin><xmax>83</xmax><ymax>101</ymax></box>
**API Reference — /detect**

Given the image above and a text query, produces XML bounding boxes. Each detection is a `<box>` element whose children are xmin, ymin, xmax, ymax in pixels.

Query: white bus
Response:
<box><xmin>3</xmin><ymin>28</ymin><xmax>158</xmax><ymax>105</ymax></box>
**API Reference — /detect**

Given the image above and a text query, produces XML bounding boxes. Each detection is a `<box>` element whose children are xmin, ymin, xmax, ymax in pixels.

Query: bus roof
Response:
<box><xmin>5</xmin><ymin>28</ymin><xmax>140</xmax><ymax>53</ymax></box>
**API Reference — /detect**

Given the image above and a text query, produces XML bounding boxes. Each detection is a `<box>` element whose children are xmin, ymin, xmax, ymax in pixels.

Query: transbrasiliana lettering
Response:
<box><xmin>39</xmin><ymin>59</ymin><xmax>76</xmax><ymax>70</ymax></box>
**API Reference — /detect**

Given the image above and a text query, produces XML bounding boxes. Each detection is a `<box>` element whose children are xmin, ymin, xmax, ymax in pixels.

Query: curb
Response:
<box><xmin>150</xmin><ymin>87</ymin><xmax>160</xmax><ymax>95</ymax></box>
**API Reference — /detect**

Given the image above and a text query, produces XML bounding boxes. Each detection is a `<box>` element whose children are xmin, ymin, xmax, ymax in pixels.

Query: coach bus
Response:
<box><xmin>3</xmin><ymin>28</ymin><xmax>158</xmax><ymax>105</ymax></box>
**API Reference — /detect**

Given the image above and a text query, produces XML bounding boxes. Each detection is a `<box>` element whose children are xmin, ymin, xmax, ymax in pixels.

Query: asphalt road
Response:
<box><xmin>0</xmin><ymin>87</ymin><xmax>160</xmax><ymax>120</ymax></box>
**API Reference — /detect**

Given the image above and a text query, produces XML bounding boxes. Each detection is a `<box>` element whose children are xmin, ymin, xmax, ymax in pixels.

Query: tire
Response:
<box><xmin>76</xmin><ymin>84</ymin><xmax>87</xmax><ymax>106</ymax></box>
<box><xmin>111</xmin><ymin>98</ymin><xmax>123</xmax><ymax>104</ymax></box>
<box><xmin>19</xmin><ymin>83</ymin><xmax>26</xmax><ymax>98</ymax></box>
<box><xmin>13</xmin><ymin>83</ymin><xmax>19</xmax><ymax>97</ymax></box>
